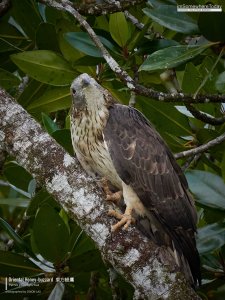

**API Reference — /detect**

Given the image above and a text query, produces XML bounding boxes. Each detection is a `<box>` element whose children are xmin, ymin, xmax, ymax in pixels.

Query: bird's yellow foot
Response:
<box><xmin>100</xmin><ymin>177</ymin><xmax>122</xmax><ymax>204</ymax></box>
<box><xmin>108</xmin><ymin>207</ymin><xmax>135</xmax><ymax>231</ymax></box>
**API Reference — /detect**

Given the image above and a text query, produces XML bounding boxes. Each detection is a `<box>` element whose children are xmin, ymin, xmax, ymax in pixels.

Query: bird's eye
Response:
<box><xmin>71</xmin><ymin>88</ymin><xmax>76</xmax><ymax>95</ymax></box>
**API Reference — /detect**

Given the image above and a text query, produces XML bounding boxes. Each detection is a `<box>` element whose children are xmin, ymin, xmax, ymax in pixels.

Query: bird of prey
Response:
<box><xmin>70</xmin><ymin>73</ymin><xmax>201</xmax><ymax>286</ymax></box>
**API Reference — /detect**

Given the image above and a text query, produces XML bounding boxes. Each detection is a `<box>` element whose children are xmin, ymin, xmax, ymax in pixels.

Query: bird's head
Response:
<box><xmin>70</xmin><ymin>73</ymin><xmax>114</xmax><ymax>113</ymax></box>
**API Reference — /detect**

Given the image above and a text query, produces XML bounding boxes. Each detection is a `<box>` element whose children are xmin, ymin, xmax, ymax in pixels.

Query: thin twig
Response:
<box><xmin>175</xmin><ymin>132</ymin><xmax>225</xmax><ymax>159</ymax></box>
<box><xmin>181</xmin><ymin>154</ymin><xmax>201</xmax><ymax>171</ymax></box>
<box><xmin>17</xmin><ymin>76</ymin><xmax>29</xmax><ymax>97</ymax></box>
<box><xmin>124</xmin><ymin>10</ymin><xmax>144</xmax><ymax>30</ymax></box>
<box><xmin>0</xmin><ymin>179</ymin><xmax>9</xmax><ymax>186</ymax></box>
<box><xmin>186</xmin><ymin>104</ymin><xmax>225</xmax><ymax>125</ymax></box>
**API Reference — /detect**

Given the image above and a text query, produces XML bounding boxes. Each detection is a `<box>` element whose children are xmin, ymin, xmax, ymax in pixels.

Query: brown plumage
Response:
<box><xmin>70</xmin><ymin>73</ymin><xmax>201</xmax><ymax>286</ymax></box>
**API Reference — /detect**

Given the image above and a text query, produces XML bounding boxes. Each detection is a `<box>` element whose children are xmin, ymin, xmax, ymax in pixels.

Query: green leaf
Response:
<box><xmin>71</xmin><ymin>273</ymin><xmax>91</xmax><ymax>293</ymax></box>
<box><xmin>11</xmin><ymin>0</ymin><xmax>42</xmax><ymax>40</ymax></box>
<box><xmin>73</xmin><ymin>56</ymin><xmax>104</xmax><ymax>67</ymax></box>
<box><xmin>0</xmin><ymin>197</ymin><xmax>30</xmax><ymax>207</ymax></box>
<box><xmin>109</xmin><ymin>12</ymin><xmax>130</xmax><ymax>47</ymax></box>
<box><xmin>163</xmin><ymin>132</ymin><xmax>186</xmax><ymax>153</ymax></box>
<box><xmin>28</xmin><ymin>179</ymin><xmax>36</xmax><ymax>196</ymax></box>
<box><xmin>48</xmin><ymin>282</ymin><xmax>65</xmax><ymax>300</ymax></box>
<box><xmin>45</xmin><ymin>4</ymin><xmax>64</xmax><ymax>24</ymax></box>
<box><xmin>59</xmin><ymin>209</ymin><xmax>70</xmax><ymax>233</ymax></box>
<box><xmin>17</xmin><ymin>79</ymin><xmax>47</xmax><ymax>108</ymax></box>
<box><xmin>215</xmin><ymin>71</ymin><xmax>225</xmax><ymax>93</ymax></box>
<box><xmin>200</xmin><ymin>253</ymin><xmax>221</xmax><ymax>272</ymax></box>
<box><xmin>222</xmin><ymin>152</ymin><xmax>225</xmax><ymax>183</ymax></box>
<box><xmin>143</xmin><ymin>5</ymin><xmax>198</xmax><ymax>34</ymax></box>
<box><xmin>197</xmin><ymin>222</ymin><xmax>225</xmax><ymax>254</ymax></box>
<box><xmin>11</xmin><ymin>50</ymin><xmax>76</xmax><ymax>86</ymax></box>
<box><xmin>0</xmin><ymin>250</ymin><xmax>41</xmax><ymax>277</ymax></box>
<box><xmin>0</xmin><ymin>68</ymin><xmax>20</xmax><ymax>90</ymax></box>
<box><xmin>95</xmin><ymin>15</ymin><xmax>109</xmax><ymax>31</ymax></box>
<box><xmin>198</xmin><ymin>56</ymin><xmax>218</xmax><ymax>94</ymax></box>
<box><xmin>139</xmin><ymin>97</ymin><xmax>192</xmax><ymax>137</ymax></box>
<box><xmin>198</xmin><ymin>11</ymin><xmax>225</xmax><ymax>42</ymax></box>
<box><xmin>203</xmin><ymin>206</ymin><xmax>225</xmax><ymax>225</ymax></box>
<box><xmin>27</xmin><ymin>87</ymin><xmax>71</xmax><ymax>113</ymax></box>
<box><xmin>69</xmin><ymin>250</ymin><xmax>104</xmax><ymax>274</ymax></box>
<box><xmin>42</xmin><ymin>113</ymin><xmax>59</xmax><ymax>135</ymax></box>
<box><xmin>0</xmin><ymin>217</ymin><xmax>32</xmax><ymax>255</ymax></box>
<box><xmin>127</xmin><ymin>19</ymin><xmax>150</xmax><ymax>52</ymax></box>
<box><xmin>64</xmin><ymin>32</ymin><xmax>101</xmax><ymax>58</ymax></box>
<box><xmin>186</xmin><ymin>170</ymin><xmax>225</xmax><ymax>210</ymax></box>
<box><xmin>72</xmin><ymin>232</ymin><xmax>96</xmax><ymax>256</ymax></box>
<box><xmin>32</xmin><ymin>205</ymin><xmax>70</xmax><ymax>263</ymax></box>
<box><xmin>0</xmin><ymin>21</ymin><xmax>26</xmax><ymax>53</ymax></box>
<box><xmin>137</xmin><ymin>39</ymin><xmax>179</xmax><ymax>55</ymax></box>
<box><xmin>52</xmin><ymin>129</ymin><xmax>74</xmax><ymax>155</ymax></box>
<box><xmin>68</xmin><ymin>225</ymin><xmax>83</xmax><ymax>254</ymax></box>
<box><xmin>103</xmin><ymin>80</ymin><xmax>131</xmax><ymax>105</ymax></box>
<box><xmin>64</xmin><ymin>32</ymin><xmax>115</xmax><ymax>58</ymax></box>
<box><xmin>196</xmin><ymin>129</ymin><xmax>218</xmax><ymax>145</ymax></box>
<box><xmin>3</xmin><ymin>162</ymin><xmax>33</xmax><ymax>192</ymax></box>
<box><xmin>26</xmin><ymin>189</ymin><xmax>58</xmax><ymax>217</ymax></box>
<box><xmin>56</xmin><ymin>19</ymin><xmax>84</xmax><ymax>63</ymax></box>
<box><xmin>36</xmin><ymin>22</ymin><xmax>60</xmax><ymax>52</ymax></box>
<box><xmin>182</xmin><ymin>62</ymin><xmax>202</xmax><ymax>94</ymax></box>
<box><xmin>139</xmin><ymin>44</ymin><xmax>212</xmax><ymax>72</ymax></box>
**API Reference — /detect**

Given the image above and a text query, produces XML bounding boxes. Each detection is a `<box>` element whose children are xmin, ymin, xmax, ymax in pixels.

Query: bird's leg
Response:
<box><xmin>106</xmin><ymin>191</ymin><xmax>123</xmax><ymax>203</ymax></box>
<box><xmin>99</xmin><ymin>177</ymin><xmax>122</xmax><ymax>204</ymax></box>
<box><xmin>108</xmin><ymin>207</ymin><xmax>135</xmax><ymax>232</ymax></box>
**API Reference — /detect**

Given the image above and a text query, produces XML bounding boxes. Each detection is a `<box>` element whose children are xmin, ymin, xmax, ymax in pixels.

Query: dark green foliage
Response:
<box><xmin>143</xmin><ymin>4</ymin><xmax>199</xmax><ymax>34</ymax></box>
<box><xmin>0</xmin><ymin>0</ymin><xmax>225</xmax><ymax>299</ymax></box>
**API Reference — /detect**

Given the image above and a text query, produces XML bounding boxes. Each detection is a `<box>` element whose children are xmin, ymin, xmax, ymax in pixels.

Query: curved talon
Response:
<box><xmin>108</xmin><ymin>208</ymin><xmax>135</xmax><ymax>232</ymax></box>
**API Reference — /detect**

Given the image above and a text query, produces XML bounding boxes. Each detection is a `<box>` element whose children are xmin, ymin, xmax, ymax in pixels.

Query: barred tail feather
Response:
<box><xmin>136</xmin><ymin>215</ymin><xmax>201</xmax><ymax>286</ymax></box>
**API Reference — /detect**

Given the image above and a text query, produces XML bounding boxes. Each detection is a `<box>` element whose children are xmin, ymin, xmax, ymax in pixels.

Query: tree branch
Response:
<box><xmin>175</xmin><ymin>132</ymin><xmax>225</xmax><ymax>159</ymax></box>
<box><xmin>39</xmin><ymin>0</ymin><xmax>225</xmax><ymax>104</ymax></box>
<box><xmin>0</xmin><ymin>130</ymin><xmax>7</xmax><ymax>173</ymax></box>
<box><xmin>73</xmin><ymin>0</ymin><xmax>146</xmax><ymax>15</ymax></box>
<box><xmin>124</xmin><ymin>10</ymin><xmax>144</xmax><ymax>30</ymax></box>
<box><xmin>0</xmin><ymin>88</ymin><xmax>200</xmax><ymax>299</ymax></box>
<box><xmin>185</xmin><ymin>104</ymin><xmax>225</xmax><ymax>125</ymax></box>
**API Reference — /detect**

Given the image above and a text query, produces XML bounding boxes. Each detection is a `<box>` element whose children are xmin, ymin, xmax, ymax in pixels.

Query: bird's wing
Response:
<box><xmin>104</xmin><ymin>104</ymin><xmax>196</xmax><ymax>230</ymax></box>
<box><xmin>103</xmin><ymin>104</ymin><xmax>200</xmax><ymax>284</ymax></box>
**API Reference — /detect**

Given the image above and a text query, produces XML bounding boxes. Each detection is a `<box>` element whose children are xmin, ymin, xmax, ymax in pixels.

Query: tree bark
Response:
<box><xmin>0</xmin><ymin>88</ymin><xmax>201</xmax><ymax>299</ymax></box>
<box><xmin>73</xmin><ymin>0</ymin><xmax>146</xmax><ymax>16</ymax></box>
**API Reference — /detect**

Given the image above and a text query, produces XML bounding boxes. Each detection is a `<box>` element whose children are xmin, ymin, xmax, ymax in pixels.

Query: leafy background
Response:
<box><xmin>0</xmin><ymin>0</ymin><xmax>225</xmax><ymax>299</ymax></box>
